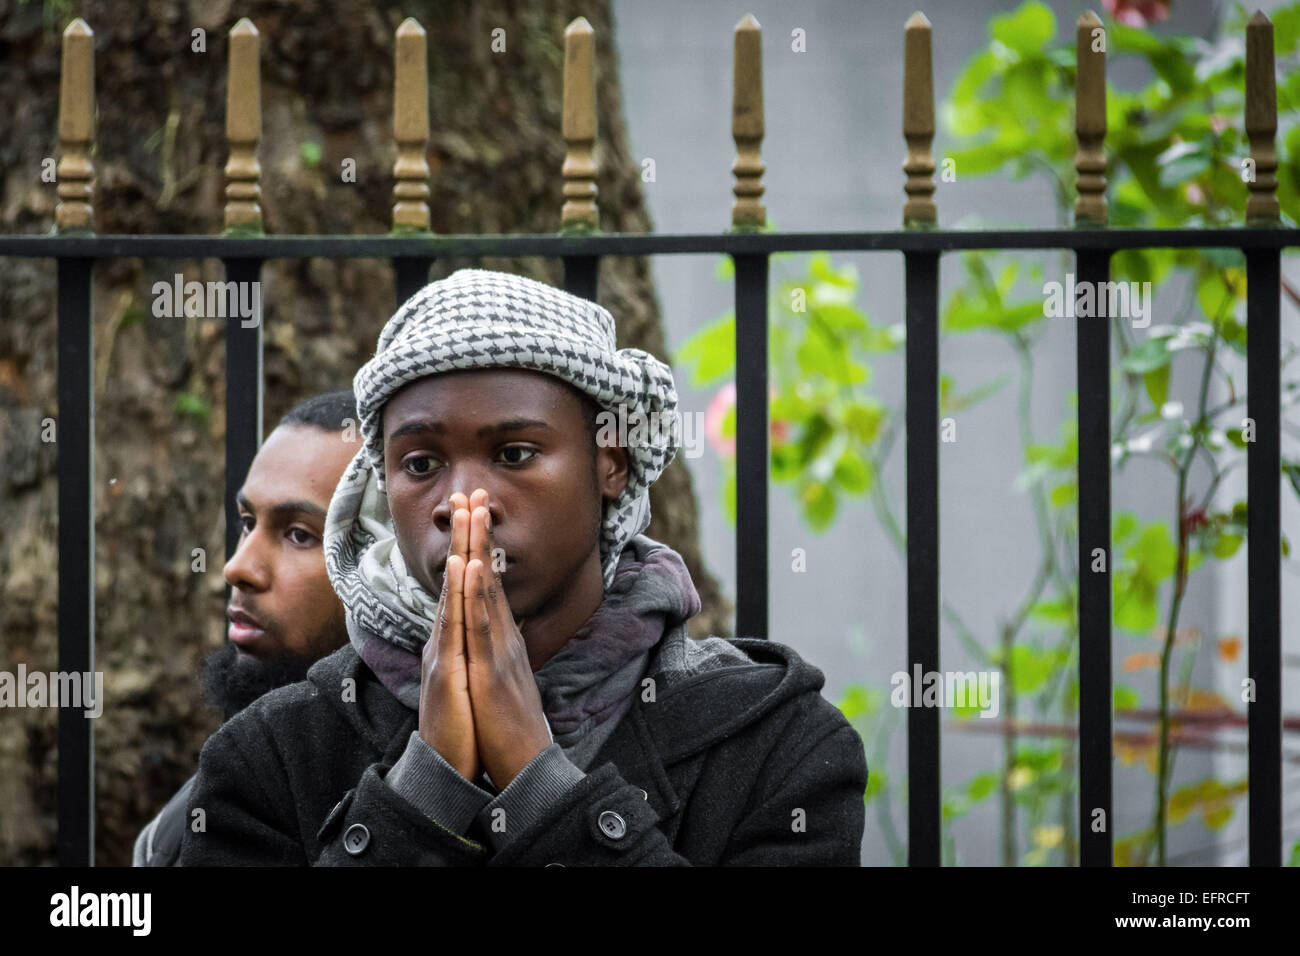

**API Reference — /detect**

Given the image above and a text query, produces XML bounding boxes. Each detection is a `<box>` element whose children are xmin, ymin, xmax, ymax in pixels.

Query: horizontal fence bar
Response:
<box><xmin>0</xmin><ymin>228</ymin><xmax>1297</xmax><ymax>261</ymax></box>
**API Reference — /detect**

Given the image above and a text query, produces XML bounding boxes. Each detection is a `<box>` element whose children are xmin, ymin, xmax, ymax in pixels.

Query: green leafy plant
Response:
<box><xmin>677</xmin><ymin>0</ymin><xmax>1300</xmax><ymax>866</ymax></box>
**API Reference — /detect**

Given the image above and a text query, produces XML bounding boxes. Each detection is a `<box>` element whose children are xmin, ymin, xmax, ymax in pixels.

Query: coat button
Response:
<box><xmin>598</xmin><ymin>809</ymin><xmax>627</xmax><ymax>840</ymax></box>
<box><xmin>343</xmin><ymin>823</ymin><xmax>370</xmax><ymax>856</ymax></box>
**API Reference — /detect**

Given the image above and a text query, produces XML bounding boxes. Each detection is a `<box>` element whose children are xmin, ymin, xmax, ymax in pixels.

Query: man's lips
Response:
<box><xmin>227</xmin><ymin>608</ymin><xmax>268</xmax><ymax>648</ymax></box>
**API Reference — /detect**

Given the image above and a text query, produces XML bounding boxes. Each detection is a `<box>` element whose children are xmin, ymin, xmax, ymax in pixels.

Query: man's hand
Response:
<box><xmin>417</xmin><ymin>492</ymin><xmax>480</xmax><ymax>781</ymax></box>
<box><xmin>462</xmin><ymin>489</ymin><xmax>552</xmax><ymax>789</ymax></box>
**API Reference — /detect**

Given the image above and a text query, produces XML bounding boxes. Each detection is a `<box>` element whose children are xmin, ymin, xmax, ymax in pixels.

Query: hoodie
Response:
<box><xmin>179</xmin><ymin>612</ymin><xmax>868</xmax><ymax>865</ymax></box>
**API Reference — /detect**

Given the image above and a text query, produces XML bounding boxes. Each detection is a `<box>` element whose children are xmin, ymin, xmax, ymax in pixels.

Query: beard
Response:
<box><xmin>200</xmin><ymin>642</ymin><xmax>320</xmax><ymax>718</ymax></box>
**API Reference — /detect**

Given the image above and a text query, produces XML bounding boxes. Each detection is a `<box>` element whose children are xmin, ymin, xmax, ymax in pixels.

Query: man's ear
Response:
<box><xmin>595</xmin><ymin>444</ymin><xmax>630</xmax><ymax>501</ymax></box>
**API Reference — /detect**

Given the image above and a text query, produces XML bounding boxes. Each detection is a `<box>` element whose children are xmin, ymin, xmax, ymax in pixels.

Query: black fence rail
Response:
<box><xmin>1</xmin><ymin>10</ymin><xmax>1292</xmax><ymax>867</ymax></box>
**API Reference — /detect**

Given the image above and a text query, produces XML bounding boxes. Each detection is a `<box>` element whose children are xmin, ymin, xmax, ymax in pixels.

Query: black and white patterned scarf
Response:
<box><xmin>323</xmin><ymin>269</ymin><xmax>685</xmax><ymax>717</ymax></box>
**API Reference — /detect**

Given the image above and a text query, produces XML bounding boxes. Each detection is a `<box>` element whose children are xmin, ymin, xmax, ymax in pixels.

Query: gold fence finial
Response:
<box><xmin>393</xmin><ymin>18</ymin><xmax>431</xmax><ymax>232</ymax></box>
<box><xmin>1246</xmin><ymin>10</ymin><xmax>1280</xmax><ymax>225</ymax></box>
<box><xmin>56</xmin><ymin>18</ymin><xmax>95</xmax><ymax>232</ymax></box>
<box><xmin>903</xmin><ymin>11</ymin><xmax>936</xmax><ymax>227</ymax></box>
<box><xmin>731</xmin><ymin>13</ymin><xmax>765</xmax><ymax>230</ymax></box>
<box><xmin>561</xmin><ymin>17</ymin><xmax>598</xmax><ymax>232</ymax></box>
<box><xmin>1074</xmin><ymin>10</ymin><xmax>1107</xmax><ymax>225</ymax></box>
<box><xmin>224</xmin><ymin>17</ymin><xmax>262</xmax><ymax>232</ymax></box>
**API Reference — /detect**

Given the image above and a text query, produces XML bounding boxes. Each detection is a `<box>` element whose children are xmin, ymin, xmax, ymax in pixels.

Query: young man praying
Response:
<box><xmin>180</xmin><ymin>269</ymin><xmax>867</xmax><ymax>866</ymax></box>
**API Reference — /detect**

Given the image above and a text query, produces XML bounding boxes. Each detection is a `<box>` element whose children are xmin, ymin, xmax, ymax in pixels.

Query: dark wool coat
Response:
<box><xmin>178</xmin><ymin>628</ymin><xmax>868</xmax><ymax>866</ymax></box>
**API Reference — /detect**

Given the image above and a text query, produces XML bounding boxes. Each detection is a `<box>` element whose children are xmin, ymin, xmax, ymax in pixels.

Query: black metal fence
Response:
<box><xmin>1</xmin><ymin>10</ymin><xmax>1292</xmax><ymax>868</ymax></box>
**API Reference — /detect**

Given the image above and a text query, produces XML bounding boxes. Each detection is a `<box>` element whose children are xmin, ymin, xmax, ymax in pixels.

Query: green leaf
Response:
<box><xmin>674</xmin><ymin>313</ymin><xmax>735</xmax><ymax>387</ymax></box>
<box><xmin>1029</xmin><ymin>598</ymin><xmax>1073</xmax><ymax>623</ymax></box>
<box><xmin>174</xmin><ymin>392</ymin><xmax>211</xmax><ymax>422</ymax></box>
<box><xmin>721</xmin><ymin>465</ymin><xmax>736</xmax><ymax>526</ymax></box>
<box><xmin>967</xmin><ymin>772</ymin><xmax>999</xmax><ymax>802</ymax></box>
<box><xmin>832</xmin><ymin>449</ymin><xmax>873</xmax><ymax>494</ymax></box>
<box><xmin>802</xmin><ymin>481</ymin><xmax>837</xmax><ymax>530</ymax></box>
<box><xmin>1214</xmin><ymin>533</ymin><xmax>1243</xmax><ymax>559</ymax></box>
<box><xmin>1114</xmin><ymin>686</ymin><xmax>1140</xmax><ymax>711</ymax></box>
<box><xmin>1121</xmin><ymin>336</ymin><xmax>1173</xmax><ymax>373</ymax></box>
<box><xmin>843</xmin><ymin>400</ymin><xmax>886</xmax><ymax>444</ymax></box>
<box><xmin>1049</xmin><ymin>480</ymin><xmax>1077</xmax><ymax>508</ymax></box>
<box><xmin>990</xmin><ymin>1</ymin><xmax>1056</xmax><ymax>57</ymax></box>
<box><xmin>1156</xmin><ymin>141</ymin><xmax>1212</xmax><ymax>187</ymax></box>
<box><xmin>1008</xmin><ymin>645</ymin><xmax>1057</xmax><ymax>695</ymax></box>
<box><xmin>836</xmin><ymin>684</ymin><xmax>879</xmax><ymax>720</ymax></box>
<box><xmin>1143</xmin><ymin>365</ymin><xmax>1170</xmax><ymax>407</ymax></box>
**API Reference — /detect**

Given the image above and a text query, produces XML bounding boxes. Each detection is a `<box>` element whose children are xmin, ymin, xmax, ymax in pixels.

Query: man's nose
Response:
<box><xmin>223</xmin><ymin>532</ymin><xmax>271</xmax><ymax>591</ymax></box>
<box><xmin>431</xmin><ymin>484</ymin><xmax>501</xmax><ymax>533</ymax></box>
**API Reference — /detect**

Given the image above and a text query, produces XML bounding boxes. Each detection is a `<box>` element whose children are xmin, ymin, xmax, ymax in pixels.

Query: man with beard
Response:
<box><xmin>132</xmin><ymin>389</ymin><xmax>362</xmax><ymax>866</ymax></box>
<box><xmin>181</xmin><ymin>269</ymin><xmax>867</xmax><ymax>867</ymax></box>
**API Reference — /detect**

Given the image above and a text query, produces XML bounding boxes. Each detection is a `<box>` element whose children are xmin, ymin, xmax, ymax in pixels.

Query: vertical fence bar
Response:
<box><xmin>904</xmin><ymin>250</ymin><xmax>940</xmax><ymax>866</ymax></box>
<box><xmin>394</xmin><ymin>259</ymin><xmax>433</xmax><ymax>304</ymax></box>
<box><xmin>562</xmin><ymin>17</ymin><xmax>600</xmax><ymax>301</ymax></box>
<box><xmin>902</xmin><ymin>10</ymin><xmax>940</xmax><ymax>867</ymax></box>
<box><xmin>562</xmin><ymin>17</ymin><xmax>598</xmax><ymax>233</ymax></box>
<box><xmin>222</xmin><ymin>258</ymin><xmax>263</xmax><ymax>567</ymax></box>
<box><xmin>393</xmin><ymin>18</ymin><xmax>431</xmax><ymax>233</ymax></box>
<box><xmin>734</xmin><ymin>254</ymin><xmax>769</xmax><ymax>640</ymax></box>
<box><xmin>223</xmin><ymin>19</ymin><xmax>262</xmax><ymax>233</ymax></box>
<box><xmin>1245</xmin><ymin>10</ymin><xmax>1282</xmax><ymax>867</ymax></box>
<box><xmin>55</xmin><ymin>19</ymin><xmax>94</xmax><ymax>233</ymax></box>
<box><xmin>223</xmin><ymin>19</ymin><xmax>263</xmax><ymax>566</ymax></box>
<box><xmin>1073</xmin><ymin>10</ymin><xmax>1113</xmax><ymax>868</ymax></box>
<box><xmin>732</xmin><ymin>14</ymin><xmax>768</xmax><ymax>639</ymax></box>
<box><xmin>902</xmin><ymin>13</ymin><xmax>936</xmax><ymax>229</ymax></box>
<box><xmin>56</xmin><ymin>258</ymin><xmax>96</xmax><ymax>867</ymax></box>
<box><xmin>55</xmin><ymin>17</ymin><xmax>96</xmax><ymax>867</ymax></box>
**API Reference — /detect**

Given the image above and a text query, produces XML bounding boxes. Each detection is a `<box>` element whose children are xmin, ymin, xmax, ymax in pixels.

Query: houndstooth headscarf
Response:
<box><xmin>323</xmin><ymin>268</ymin><xmax>680</xmax><ymax>664</ymax></box>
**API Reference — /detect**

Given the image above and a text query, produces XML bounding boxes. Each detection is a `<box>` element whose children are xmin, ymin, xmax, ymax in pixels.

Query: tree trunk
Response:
<box><xmin>0</xmin><ymin>0</ymin><xmax>731</xmax><ymax>865</ymax></box>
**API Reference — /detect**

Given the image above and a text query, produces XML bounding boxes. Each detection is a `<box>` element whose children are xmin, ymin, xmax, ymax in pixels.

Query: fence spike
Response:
<box><xmin>1246</xmin><ymin>11</ymin><xmax>1280</xmax><ymax>225</ymax></box>
<box><xmin>224</xmin><ymin>18</ymin><xmax>262</xmax><ymax>232</ymax></box>
<box><xmin>1074</xmin><ymin>11</ymin><xmax>1107</xmax><ymax>225</ymax></box>
<box><xmin>903</xmin><ymin>12</ymin><xmax>936</xmax><ymax>227</ymax></box>
<box><xmin>392</xmin><ymin>18</ymin><xmax>431</xmax><ymax>232</ymax></box>
<box><xmin>56</xmin><ymin>18</ymin><xmax>95</xmax><ymax>232</ymax></box>
<box><xmin>561</xmin><ymin>17</ymin><xmax>599</xmax><ymax>233</ymax></box>
<box><xmin>731</xmin><ymin>13</ymin><xmax>765</xmax><ymax>230</ymax></box>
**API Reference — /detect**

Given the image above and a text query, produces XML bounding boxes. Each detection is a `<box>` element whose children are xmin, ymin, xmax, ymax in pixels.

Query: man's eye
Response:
<box><xmin>239</xmin><ymin>514</ymin><xmax>254</xmax><ymax>534</ymax></box>
<box><xmin>500</xmin><ymin>446</ymin><xmax>537</xmax><ymax>465</ymax></box>
<box><xmin>287</xmin><ymin>527</ymin><xmax>317</xmax><ymax>546</ymax></box>
<box><xmin>403</xmin><ymin>455</ymin><xmax>437</xmax><ymax>477</ymax></box>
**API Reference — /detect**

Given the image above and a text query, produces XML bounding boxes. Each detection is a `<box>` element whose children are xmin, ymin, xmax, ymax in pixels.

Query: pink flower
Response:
<box><xmin>1103</xmin><ymin>0</ymin><xmax>1171</xmax><ymax>27</ymax></box>
<box><xmin>704</xmin><ymin>382</ymin><xmax>790</xmax><ymax>458</ymax></box>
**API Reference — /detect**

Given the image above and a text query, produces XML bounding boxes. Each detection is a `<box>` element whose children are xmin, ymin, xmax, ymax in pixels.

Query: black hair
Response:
<box><xmin>278</xmin><ymin>389</ymin><xmax>358</xmax><ymax>433</ymax></box>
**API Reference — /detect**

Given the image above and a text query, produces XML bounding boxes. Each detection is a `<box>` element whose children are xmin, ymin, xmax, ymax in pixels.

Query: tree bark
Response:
<box><xmin>0</xmin><ymin>0</ymin><xmax>731</xmax><ymax>865</ymax></box>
